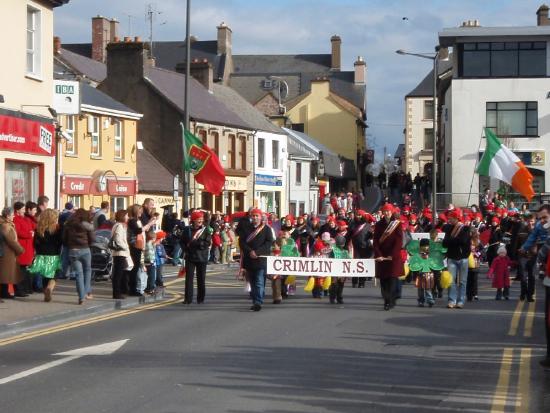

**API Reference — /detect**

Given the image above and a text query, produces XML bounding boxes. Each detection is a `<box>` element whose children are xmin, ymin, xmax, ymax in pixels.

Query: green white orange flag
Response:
<box><xmin>181</xmin><ymin>124</ymin><xmax>225</xmax><ymax>195</ymax></box>
<box><xmin>477</xmin><ymin>128</ymin><xmax>534</xmax><ymax>201</ymax></box>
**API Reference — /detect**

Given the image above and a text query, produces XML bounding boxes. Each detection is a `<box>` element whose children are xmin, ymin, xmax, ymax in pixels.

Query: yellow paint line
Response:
<box><xmin>0</xmin><ymin>290</ymin><xmax>183</xmax><ymax>347</ymax></box>
<box><xmin>523</xmin><ymin>301</ymin><xmax>536</xmax><ymax>338</ymax></box>
<box><xmin>508</xmin><ymin>300</ymin><xmax>525</xmax><ymax>336</ymax></box>
<box><xmin>490</xmin><ymin>348</ymin><xmax>514</xmax><ymax>413</ymax></box>
<box><xmin>515</xmin><ymin>348</ymin><xmax>531</xmax><ymax>412</ymax></box>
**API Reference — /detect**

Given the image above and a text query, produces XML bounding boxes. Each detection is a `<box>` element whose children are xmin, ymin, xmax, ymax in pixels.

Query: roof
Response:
<box><xmin>405</xmin><ymin>59</ymin><xmax>453</xmax><ymax>98</ymax></box>
<box><xmin>211</xmin><ymin>84</ymin><xmax>283</xmax><ymax>134</ymax></box>
<box><xmin>282</xmin><ymin>127</ymin><xmax>337</xmax><ymax>157</ymax></box>
<box><xmin>46</xmin><ymin>0</ymin><xmax>70</xmax><ymax>7</ymax></box>
<box><xmin>137</xmin><ymin>148</ymin><xmax>182</xmax><ymax>194</ymax></box>
<box><xmin>56</xmin><ymin>48</ymin><xmax>106</xmax><ymax>83</ymax></box>
<box><xmin>394</xmin><ymin>144</ymin><xmax>405</xmax><ymax>159</ymax></box>
<box><xmin>439</xmin><ymin>26</ymin><xmax>550</xmax><ymax>47</ymax></box>
<box><xmin>143</xmin><ymin>66</ymin><xmax>253</xmax><ymax>130</ymax></box>
<box><xmin>80</xmin><ymin>82</ymin><xmax>141</xmax><ymax>119</ymax></box>
<box><xmin>63</xmin><ymin>40</ymin><xmax>226</xmax><ymax>79</ymax></box>
<box><xmin>230</xmin><ymin>54</ymin><xmax>366</xmax><ymax>112</ymax></box>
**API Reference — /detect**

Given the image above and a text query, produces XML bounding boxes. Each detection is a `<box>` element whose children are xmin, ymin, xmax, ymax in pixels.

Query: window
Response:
<box><xmin>423</xmin><ymin>100</ymin><xmax>434</xmax><ymax>120</ymax></box>
<box><xmin>295</xmin><ymin>162</ymin><xmax>302</xmax><ymax>185</ymax></box>
<box><xmin>90</xmin><ymin>116</ymin><xmax>101</xmax><ymax>156</ymax></box>
<box><xmin>26</xmin><ymin>6</ymin><xmax>41</xmax><ymax>76</ymax></box>
<box><xmin>211</xmin><ymin>132</ymin><xmax>219</xmax><ymax>156</ymax></box>
<box><xmin>459</xmin><ymin>42</ymin><xmax>546</xmax><ymax>78</ymax></box>
<box><xmin>114</xmin><ymin>120</ymin><xmax>123</xmax><ymax>159</ymax></box>
<box><xmin>289</xmin><ymin>202</ymin><xmax>297</xmax><ymax>217</ymax></box>
<box><xmin>423</xmin><ymin>128</ymin><xmax>434</xmax><ymax>150</ymax></box>
<box><xmin>239</xmin><ymin>136</ymin><xmax>246</xmax><ymax>170</ymax></box>
<box><xmin>291</xmin><ymin>123</ymin><xmax>305</xmax><ymax>133</ymax></box>
<box><xmin>258</xmin><ymin>137</ymin><xmax>265</xmax><ymax>168</ymax></box>
<box><xmin>5</xmin><ymin>161</ymin><xmax>40</xmax><ymax>207</ymax></box>
<box><xmin>198</xmin><ymin>129</ymin><xmax>207</xmax><ymax>144</ymax></box>
<box><xmin>65</xmin><ymin>115</ymin><xmax>76</xmax><ymax>155</ymax></box>
<box><xmin>110</xmin><ymin>196</ymin><xmax>126</xmax><ymax>213</ymax></box>
<box><xmin>228</xmin><ymin>134</ymin><xmax>236</xmax><ymax>169</ymax></box>
<box><xmin>272</xmin><ymin>140</ymin><xmax>279</xmax><ymax>169</ymax></box>
<box><xmin>486</xmin><ymin>102</ymin><xmax>538</xmax><ymax>136</ymax></box>
<box><xmin>68</xmin><ymin>195</ymin><xmax>82</xmax><ymax>209</ymax></box>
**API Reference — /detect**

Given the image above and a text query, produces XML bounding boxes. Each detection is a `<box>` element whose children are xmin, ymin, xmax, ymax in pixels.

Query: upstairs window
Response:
<box><xmin>272</xmin><ymin>140</ymin><xmax>279</xmax><ymax>169</ymax></box>
<box><xmin>258</xmin><ymin>138</ymin><xmax>265</xmax><ymax>168</ymax></box>
<box><xmin>486</xmin><ymin>102</ymin><xmax>538</xmax><ymax>137</ymax></box>
<box><xmin>65</xmin><ymin>115</ymin><xmax>76</xmax><ymax>155</ymax></box>
<box><xmin>423</xmin><ymin>128</ymin><xmax>434</xmax><ymax>150</ymax></box>
<box><xmin>26</xmin><ymin>6</ymin><xmax>41</xmax><ymax>77</ymax></box>
<box><xmin>90</xmin><ymin>116</ymin><xmax>101</xmax><ymax>157</ymax></box>
<box><xmin>114</xmin><ymin>120</ymin><xmax>123</xmax><ymax>159</ymax></box>
<box><xmin>239</xmin><ymin>136</ymin><xmax>246</xmax><ymax>170</ymax></box>
<box><xmin>459</xmin><ymin>42</ymin><xmax>546</xmax><ymax>78</ymax></box>
<box><xmin>423</xmin><ymin>100</ymin><xmax>434</xmax><ymax>120</ymax></box>
<box><xmin>228</xmin><ymin>134</ymin><xmax>236</xmax><ymax>169</ymax></box>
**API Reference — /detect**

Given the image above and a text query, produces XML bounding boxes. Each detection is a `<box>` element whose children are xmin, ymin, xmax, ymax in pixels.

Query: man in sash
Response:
<box><xmin>349</xmin><ymin>210</ymin><xmax>373</xmax><ymax>288</ymax></box>
<box><xmin>373</xmin><ymin>203</ymin><xmax>404</xmax><ymax>310</ymax></box>
<box><xmin>442</xmin><ymin>210</ymin><xmax>471</xmax><ymax>309</ymax></box>
<box><xmin>181</xmin><ymin>211</ymin><xmax>211</xmax><ymax>305</ymax></box>
<box><xmin>241</xmin><ymin>208</ymin><xmax>274</xmax><ymax>312</ymax></box>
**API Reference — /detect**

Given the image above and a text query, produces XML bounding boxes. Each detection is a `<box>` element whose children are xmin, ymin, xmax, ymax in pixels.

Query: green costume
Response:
<box><xmin>406</xmin><ymin>240</ymin><xmax>446</xmax><ymax>272</ymax></box>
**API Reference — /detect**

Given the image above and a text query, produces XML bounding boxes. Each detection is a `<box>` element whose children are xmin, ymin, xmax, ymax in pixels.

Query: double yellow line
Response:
<box><xmin>491</xmin><ymin>295</ymin><xmax>537</xmax><ymax>412</ymax></box>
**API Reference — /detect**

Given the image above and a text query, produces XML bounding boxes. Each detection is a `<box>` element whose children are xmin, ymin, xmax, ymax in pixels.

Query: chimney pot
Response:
<box><xmin>113</xmin><ymin>36</ymin><xmax>120</xmax><ymax>42</ymax></box>
<box><xmin>354</xmin><ymin>56</ymin><xmax>366</xmax><ymax>85</ymax></box>
<box><xmin>134</xmin><ymin>36</ymin><xmax>141</xmax><ymax>42</ymax></box>
<box><xmin>124</xmin><ymin>36</ymin><xmax>131</xmax><ymax>42</ymax></box>
<box><xmin>92</xmin><ymin>16</ymin><xmax>112</xmax><ymax>63</ymax></box>
<box><xmin>537</xmin><ymin>4</ymin><xmax>550</xmax><ymax>26</ymax></box>
<box><xmin>331</xmin><ymin>35</ymin><xmax>342</xmax><ymax>71</ymax></box>
<box><xmin>53</xmin><ymin>36</ymin><xmax>61</xmax><ymax>55</ymax></box>
<box><xmin>217</xmin><ymin>22</ymin><xmax>232</xmax><ymax>56</ymax></box>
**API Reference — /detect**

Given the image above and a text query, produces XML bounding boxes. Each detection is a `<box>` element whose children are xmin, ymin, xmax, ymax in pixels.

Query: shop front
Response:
<box><xmin>61</xmin><ymin>174</ymin><xmax>138</xmax><ymax>212</ymax></box>
<box><xmin>0</xmin><ymin>109</ymin><xmax>56</xmax><ymax>207</ymax></box>
<box><xmin>196</xmin><ymin>175</ymin><xmax>249</xmax><ymax>214</ymax></box>
<box><xmin>254</xmin><ymin>173</ymin><xmax>286</xmax><ymax>216</ymax></box>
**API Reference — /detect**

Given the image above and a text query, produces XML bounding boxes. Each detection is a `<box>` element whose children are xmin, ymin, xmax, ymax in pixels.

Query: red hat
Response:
<box><xmin>508</xmin><ymin>211</ymin><xmax>516</xmax><ymax>217</ymax></box>
<box><xmin>191</xmin><ymin>211</ymin><xmax>204</xmax><ymax>221</ymax></box>
<box><xmin>423</xmin><ymin>212</ymin><xmax>433</xmax><ymax>222</ymax></box>
<box><xmin>327</xmin><ymin>216</ymin><xmax>336</xmax><ymax>223</ymax></box>
<box><xmin>155</xmin><ymin>231</ymin><xmax>167</xmax><ymax>240</ymax></box>
<box><xmin>364</xmin><ymin>213</ymin><xmax>375</xmax><ymax>223</ymax></box>
<box><xmin>409</xmin><ymin>214</ymin><xmax>417</xmax><ymax>222</ymax></box>
<box><xmin>403</xmin><ymin>206</ymin><xmax>411</xmax><ymax>212</ymax></box>
<box><xmin>314</xmin><ymin>239</ymin><xmax>325</xmax><ymax>252</ymax></box>
<box><xmin>475</xmin><ymin>213</ymin><xmax>483</xmax><ymax>220</ymax></box>
<box><xmin>337</xmin><ymin>220</ymin><xmax>348</xmax><ymax>228</ymax></box>
<box><xmin>400</xmin><ymin>215</ymin><xmax>408</xmax><ymax>224</ymax></box>
<box><xmin>422</xmin><ymin>207</ymin><xmax>432</xmax><ymax>215</ymax></box>
<box><xmin>439</xmin><ymin>213</ymin><xmax>449</xmax><ymax>222</ymax></box>
<box><xmin>223</xmin><ymin>215</ymin><xmax>230</xmax><ymax>223</ymax></box>
<box><xmin>356</xmin><ymin>209</ymin><xmax>367</xmax><ymax>217</ymax></box>
<box><xmin>311</xmin><ymin>217</ymin><xmax>320</xmax><ymax>224</ymax></box>
<box><xmin>447</xmin><ymin>210</ymin><xmax>461</xmax><ymax>220</ymax></box>
<box><xmin>492</xmin><ymin>217</ymin><xmax>500</xmax><ymax>224</ymax></box>
<box><xmin>381</xmin><ymin>203</ymin><xmax>394</xmax><ymax>213</ymax></box>
<box><xmin>486</xmin><ymin>204</ymin><xmax>495</xmax><ymax>211</ymax></box>
<box><xmin>394</xmin><ymin>207</ymin><xmax>401</xmax><ymax>214</ymax></box>
<box><xmin>250</xmin><ymin>208</ymin><xmax>263</xmax><ymax>216</ymax></box>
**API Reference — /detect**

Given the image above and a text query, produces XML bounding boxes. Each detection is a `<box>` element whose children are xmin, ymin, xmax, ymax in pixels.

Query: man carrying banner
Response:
<box><xmin>349</xmin><ymin>210</ymin><xmax>373</xmax><ymax>288</ymax></box>
<box><xmin>373</xmin><ymin>203</ymin><xmax>404</xmax><ymax>310</ymax></box>
<box><xmin>241</xmin><ymin>209</ymin><xmax>274</xmax><ymax>312</ymax></box>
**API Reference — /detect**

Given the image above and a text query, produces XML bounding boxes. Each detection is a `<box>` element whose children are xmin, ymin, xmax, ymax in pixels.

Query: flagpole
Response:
<box><xmin>467</xmin><ymin>127</ymin><xmax>485</xmax><ymax>207</ymax></box>
<box><xmin>182</xmin><ymin>0</ymin><xmax>191</xmax><ymax>214</ymax></box>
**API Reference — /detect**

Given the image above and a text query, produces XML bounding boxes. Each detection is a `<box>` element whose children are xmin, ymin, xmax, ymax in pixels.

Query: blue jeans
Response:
<box><xmin>172</xmin><ymin>241</ymin><xmax>182</xmax><ymax>266</ymax></box>
<box><xmin>69</xmin><ymin>248</ymin><xmax>92</xmax><ymax>301</ymax></box>
<box><xmin>448</xmin><ymin>258</ymin><xmax>468</xmax><ymax>305</ymax></box>
<box><xmin>59</xmin><ymin>246</ymin><xmax>75</xmax><ymax>279</ymax></box>
<box><xmin>249</xmin><ymin>268</ymin><xmax>266</xmax><ymax>305</ymax></box>
<box><xmin>146</xmin><ymin>264</ymin><xmax>157</xmax><ymax>291</ymax></box>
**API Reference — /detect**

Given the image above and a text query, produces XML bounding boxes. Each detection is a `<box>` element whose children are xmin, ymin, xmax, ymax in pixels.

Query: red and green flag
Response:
<box><xmin>182</xmin><ymin>125</ymin><xmax>225</xmax><ymax>195</ymax></box>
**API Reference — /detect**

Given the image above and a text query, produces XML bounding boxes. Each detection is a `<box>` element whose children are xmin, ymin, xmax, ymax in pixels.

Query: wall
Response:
<box><xmin>405</xmin><ymin>96</ymin><xmax>434</xmax><ymax>176</ymax></box>
<box><xmin>288</xmin><ymin>158</ymin><xmax>316</xmax><ymax>214</ymax></box>
<box><xmin>447</xmin><ymin>77</ymin><xmax>550</xmax><ymax>206</ymax></box>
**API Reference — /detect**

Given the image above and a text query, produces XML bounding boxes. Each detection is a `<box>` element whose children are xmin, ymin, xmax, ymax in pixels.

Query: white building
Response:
<box><xmin>404</xmin><ymin>73</ymin><xmax>435</xmax><ymax>177</ymax></box>
<box><xmin>438</xmin><ymin>6</ymin><xmax>550</xmax><ymax>207</ymax></box>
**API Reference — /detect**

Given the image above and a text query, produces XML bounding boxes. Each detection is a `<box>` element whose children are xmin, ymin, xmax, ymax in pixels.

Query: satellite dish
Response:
<box><xmin>278</xmin><ymin>80</ymin><xmax>289</xmax><ymax>100</ymax></box>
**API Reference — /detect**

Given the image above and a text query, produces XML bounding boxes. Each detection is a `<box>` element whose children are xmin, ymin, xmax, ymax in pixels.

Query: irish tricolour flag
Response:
<box><xmin>477</xmin><ymin>128</ymin><xmax>534</xmax><ymax>201</ymax></box>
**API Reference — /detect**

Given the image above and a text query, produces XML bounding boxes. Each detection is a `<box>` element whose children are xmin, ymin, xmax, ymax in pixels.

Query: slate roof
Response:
<box><xmin>143</xmin><ymin>66</ymin><xmax>253</xmax><ymax>130</ymax></box>
<box><xmin>394</xmin><ymin>144</ymin><xmax>405</xmax><ymax>159</ymax></box>
<box><xmin>47</xmin><ymin>0</ymin><xmax>70</xmax><ymax>7</ymax></box>
<box><xmin>80</xmin><ymin>82</ymin><xmax>141</xmax><ymax>117</ymax></box>
<box><xmin>63</xmin><ymin>40</ymin><xmax>226</xmax><ymax>79</ymax></box>
<box><xmin>405</xmin><ymin>60</ymin><xmax>453</xmax><ymax>98</ymax></box>
<box><xmin>137</xmin><ymin>148</ymin><xmax>182</xmax><ymax>193</ymax></box>
<box><xmin>56</xmin><ymin>48</ymin><xmax>107</xmax><ymax>83</ymax></box>
<box><xmin>210</xmin><ymin>84</ymin><xmax>283</xmax><ymax>134</ymax></box>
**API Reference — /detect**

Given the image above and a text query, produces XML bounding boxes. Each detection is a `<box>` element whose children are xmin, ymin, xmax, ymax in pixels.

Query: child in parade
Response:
<box><xmin>467</xmin><ymin>229</ymin><xmax>482</xmax><ymax>301</ymax></box>
<box><xmin>407</xmin><ymin>238</ymin><xmax>446</xmax><ymax>307</ymax></box>
<box><xmin>329</xmin><ymin>235</ymin><xmax>349</xmax><ymax>304</ymax></box>
<box><xmin>489</xmin><ymin>245</ymin><xmax>511</xmax><ymax>300</ymax></box>
<box><xmin>430</xmin><ymin>228</ymin><xmax>445</xmax><ymax>298</ymax></box>
<box><xmin>144</xmin><ymin>229</ymin><xmax>157</xmax><ymax>294</ymax></box>
<box><xmin>272</xmin><ymin>230</ymin><xmax>299</xmax><ymax>304</ymax></box>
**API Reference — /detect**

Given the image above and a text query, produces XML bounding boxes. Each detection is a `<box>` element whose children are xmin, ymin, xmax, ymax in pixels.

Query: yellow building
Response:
<box><xmin>59</xmin><ymin>82</ymin><xmax>142</xmax><ymax>213</ymax></box>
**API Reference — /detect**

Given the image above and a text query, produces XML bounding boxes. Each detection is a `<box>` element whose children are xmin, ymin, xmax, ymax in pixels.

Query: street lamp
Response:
<box><xmin>396</xmin><ymin>48</ymin><xmax>439</xmax><ymax>213</ymax></box>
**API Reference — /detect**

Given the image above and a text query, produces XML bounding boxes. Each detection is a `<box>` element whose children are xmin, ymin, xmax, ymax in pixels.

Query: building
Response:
<box><xmin>438</xmin><ymin>6</ymin><xmax>550</xmax><ymax>206</ymax></box>
<box><xmin>0</xmin><ymin>0</ymin><xmax>70</xmax><ymax>207</ymax></box>
<box><xmin>404</xmin><ymin>71</ymin><xmax>436</xmax><ymax>177</ymax></box>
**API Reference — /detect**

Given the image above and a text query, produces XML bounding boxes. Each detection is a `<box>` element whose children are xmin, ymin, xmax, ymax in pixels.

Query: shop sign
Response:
<box><xmin>107</xmin><ymin>178</ymin><xmax>137</xmax><ymax>196</ymax></box>
<box><xmin>62</xmin><ymin>176</ymin><xmax>91</xmax><ymax>195</ymax></box>
<box><xmin>62</xmin><ymin>175</ymin><xmax>137</xmax><ymax>196</ymax></box>
<box><xmin>0</xmin><ymin>113</ymin><xmax>55</xmax><ymax>156</ymax></box>
<box><xmin>255</xmin><ymin>174</ymin><xmax>283</xmax><ymax>187</ymax></box>
<box><xmin>53</xmin><ymin>80</ymin><xmax>80</xmax><ymax>115</ymax></box>
<box><xmin>225</xmin><ymin>176</ymin><xmax>247</xmax><ymax>191</ymax></box>
<box><xmin>532</xmin><ymin>152</ymin><xmax>545</xmax><ymax>166</ymax></box>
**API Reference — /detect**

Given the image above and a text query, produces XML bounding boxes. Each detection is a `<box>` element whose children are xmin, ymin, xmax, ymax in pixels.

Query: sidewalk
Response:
<box><xmin>0</xmin><ymin>265</ymin><xmax>182</xmax><ymax>338</ymax></box>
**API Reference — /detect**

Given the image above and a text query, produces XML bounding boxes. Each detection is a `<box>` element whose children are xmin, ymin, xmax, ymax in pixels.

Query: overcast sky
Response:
<box><xmin>54</xmin><ymin>0</ymin><xmax>543</xmax><ymax>159</ymax></box>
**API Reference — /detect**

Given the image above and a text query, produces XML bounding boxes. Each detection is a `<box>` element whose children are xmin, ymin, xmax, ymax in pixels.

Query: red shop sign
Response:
<box><xmin>61</xmin><ymin>176</ymin><xmax>92</xmax><ymax>194</ymax></box>
<box><xmin>0</xmin><ymin>113</ymin><xmax>56</xmax><ymax>156</ymax></box>
<box><xmin>107</xmin><ymin>179</ymin><xmax>137</xmax><ymax>196</ymax></box>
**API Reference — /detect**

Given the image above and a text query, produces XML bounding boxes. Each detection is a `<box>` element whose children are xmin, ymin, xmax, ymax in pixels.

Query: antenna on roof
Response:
<box><xmin>146</xmin><ymin>3</ymin><xmax>167</xmax><ymax>59</ymax></box>
<box><xmin>123</xmin><ymin>13</ymin><xmax>135</xmax><ymax>36</ymax></box>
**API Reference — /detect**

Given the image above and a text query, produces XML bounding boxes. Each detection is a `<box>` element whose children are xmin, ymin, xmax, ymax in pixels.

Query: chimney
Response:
<box><xmin>106</xmin><ymin>40</ymin><xmax>149</xmax><ymax>83</ymax></box>
<box><xmin>537</xmin><ymin>4</ymin><xmax>550</xmax><ymax>26</ymax></box>
<box><xmin>354</xmin><ymin>56</ymin><xmax>366</xmax><ymax>85</ymax></box>
<box><xmin>92</xmin><ymin>15</ymin><xmax>110</xmax><ymax>62</ymax></box>
<box><xmin>217</xmin><ymin>22</ymin><xmax>232</xmax><ymax>55</ymax></box>
<box><xmin>53</xmin><ymin>36</ymin><xmax>61</xmax><ymax>55</ymax></box>
<box><xmin>331</xmin><ymin>35</ymin><xmax>341</xmax><ymax>71</ymax></box>
<box><xmin>175</xmin><ymin>59</ymin><xmax>213</xmax><ymax>92</ymax></box>
<box><xmin>109</xmin><ymin>18</ymin><xmax>119</xmax><ymax>41</ymax></box>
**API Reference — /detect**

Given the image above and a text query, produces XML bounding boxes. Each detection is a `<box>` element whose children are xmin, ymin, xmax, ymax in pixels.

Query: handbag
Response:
<box><xmin>468</xmin><ymin>253</ymin><xmax>476</xmax><ymax>269</ymax></box>
<box><xmin>134</xmin><ymin>232</ymin><xmax>145</xmax><ymax>250</ymax></box>
<box><xmin>125</xmin><ymin>256</ymin><xmax>134</xmax><ymax>271</ymax></box>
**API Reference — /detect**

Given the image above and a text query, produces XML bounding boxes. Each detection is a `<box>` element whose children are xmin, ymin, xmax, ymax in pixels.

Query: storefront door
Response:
<box><xmin>5</xmin><ymin>161</ymin><xmax>41</xmax><ymax>206</ymax></box>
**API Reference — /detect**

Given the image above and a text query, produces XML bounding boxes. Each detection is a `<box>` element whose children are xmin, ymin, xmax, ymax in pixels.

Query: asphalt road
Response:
<box><xmin>0</xmin><ymin>269</ymin><xmax>548</xmax><ymax>413</ymax></box>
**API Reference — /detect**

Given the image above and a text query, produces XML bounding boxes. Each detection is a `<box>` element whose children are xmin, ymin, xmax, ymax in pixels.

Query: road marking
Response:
<box><xmin>0</xmin><ymin>339</ymin><xmax>128</xmax><ymax>385</ymax></box>
<box><xmin>515</xmin><ymin>348</ymin><xmax>531</xmax><ymax>412</ymax></box>
<box><xmin>508</xmin><ymin>300</ymin><xmax>525</xmax><ymax>336</ymax></box>
<box><xmin>523</xmin><ymin>298</ymin><xmax>536</xmax><ymax>338</ymax></box>
<box><xmin>490</xmin><ymin>348</ymin><xmax>514</xmax><ymax>412</ymax></box>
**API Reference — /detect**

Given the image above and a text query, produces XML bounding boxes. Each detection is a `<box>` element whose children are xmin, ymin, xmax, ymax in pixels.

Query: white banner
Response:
<box><xmin>410</xmin><ymin>232</ymin><xmax>444</xmax><ymax>241</ymax></box>
<box><xmin>266</xmin><ymin>256</ymin><xmax>375</xmax><ymax>278</ymax></box>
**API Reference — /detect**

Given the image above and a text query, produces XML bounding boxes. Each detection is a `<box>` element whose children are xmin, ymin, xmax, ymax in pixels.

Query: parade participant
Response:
<box><xmin>109</xmin><ymin>209</ymin><xmax>130</xmax><ymax>300</ymax></box>
<box><xmin>407</xmin><ymin>238</ymin><xmax>445</xmax><ymax>307</ymax></box>
<box><xmin>466</xmin><ymin>228</ymin><xmax>482</xmax><ymax>302</ymax></box>
<box><xmin>409</xmin><ymin>214</ymin><xmax>419</xmax><ymax>233</ymax></box>
<box><xmin>181</xmin><ymin>210</ymin><xmax>211</xmax><ymax>304</ymax></box>
<box><xmin>293</xmin><ymin>215</ymin><xmax>313</xmax><ymax>258</ymax></box>
<box><xmin>0</xmin><ymin>207</ymin><xmax>24</xmax><ymax>299</ymax></box>
<box><xmin>488</xmin><ymin>245</ymin><xmax>511</xmax><ymax>300</ymax></box>
<box><xmin>516</xmin><ymin>214</ymin><xmax>536</xmax><ymax>301</ymax></box>
<box><xmin>429</xmin><ymin>228</ymin><xmax>445</xmax><ymax>298</ymax></box>
<box><xmin>320</xmin><ymin>216</ymin><xmax>338</xmax><ymax>238</ymax></box>
<box><xmin>442</xmin><ymin>209</ymin><xmax>471</xmax><ymax>309</ymax></box>
<box><xmin>240</xmin><ymin>209</ymin><xmax>274</xmax><ymax>311</ymax></box>
<box><xmin>329</xmin><ymin>235</ymin><xmax>350</xmax><ymax>304</ymax></box>
<box><xmin>272</xmin><ymin>230</ymin><xmax>299</xmax><ymax>304</ymax></box>
<box><xmin>487</xmin><ymin>217</ymin><xmax>503</xmax><ymax>266</ymax></box>
<box><xmin>336</xmin><ymin>208</ymin><xmax>347</xmax><ymax>222</ymax></box>
<box><xmin>310</xmin><ymin>233</ymin><xmax>333</xmax><ymax>298</ymax></box>
<box><xmin>349</xmin><ymin>210</ymin><xmax>373</xmax><ymax>288</ymax></box>
<box><xmin>373</xmin><ymin>203</ymin><xmax>404</xmax><ymax>310</ymax></box>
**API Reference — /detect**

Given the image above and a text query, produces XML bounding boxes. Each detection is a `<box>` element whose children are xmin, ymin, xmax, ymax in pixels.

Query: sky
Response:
<box><xmin>54</xmin><ymin>0</ymin><xmax>544</xmax><ymax>159</ymax></box>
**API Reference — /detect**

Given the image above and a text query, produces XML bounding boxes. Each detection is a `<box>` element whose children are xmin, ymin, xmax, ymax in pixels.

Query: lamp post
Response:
<box><xmin>396</xmin><ymin>48</ymin><xmax>439</xmax><ymax>213</ymax></box>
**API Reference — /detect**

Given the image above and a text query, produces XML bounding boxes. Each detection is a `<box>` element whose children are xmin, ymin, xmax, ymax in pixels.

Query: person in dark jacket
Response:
<box><xmin>181</xmin><ymin>210</ymin><xmax>211</xmax><ymax>304</ymax></box>
<box><xmin>442</xmin><ymin>210</ymin><xmax>471</xmax><ymax>309</ymax></box>
<box><xmin>63</xmin><ymin>208</ymin><xmax>95</xmax><ymax>304</ymax></box>
<box><xmin>241</xmin><ymin>208</ymin><xmax>274</xmax><ymax>311</ymax></box>
<box><xmin>349</xmin><ymin>210</ymin><xmax>374</xmax><ymax>288</ymax></box>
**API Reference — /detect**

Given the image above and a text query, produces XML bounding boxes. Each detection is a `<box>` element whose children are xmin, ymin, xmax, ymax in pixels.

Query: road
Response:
<box><xmin>0</xmin><ymin>268</ymin><xmax>548</xmax><ymax>413</ymax></box>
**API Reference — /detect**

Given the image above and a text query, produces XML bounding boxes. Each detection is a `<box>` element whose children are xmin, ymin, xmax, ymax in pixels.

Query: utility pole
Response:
<box><xmin>182</xmin><ymin>0</ymin><xmax>191</xmax><ymax>213</ymax></box>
